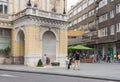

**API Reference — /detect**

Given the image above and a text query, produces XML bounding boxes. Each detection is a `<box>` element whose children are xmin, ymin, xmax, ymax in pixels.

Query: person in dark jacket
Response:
<box><xmin>73</xmin><ymin>51</ymin><xmax>80</xmax><ymax>70</ymax></box>
<box><xmin>107</xmin><ymin>55</ymin><xmax>111</xmax><ymax>63</ymax></box>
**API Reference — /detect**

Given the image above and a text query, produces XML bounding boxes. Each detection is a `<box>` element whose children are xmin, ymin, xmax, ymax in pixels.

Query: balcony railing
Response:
<box><xmin>82</xmin><ymin>34</ymin><xmax>99</xmax><ymax>43</ymax></box>
<box><xmin>0</xmin><ymin>14</ymin><xmax>9</xmax><ymax>20</ymax></box>
<box><xmin>13</xmin><ymin>7</ymin><xmax>67</xmax><ymax>21</ymax></box>
<box><xmin>68</xmin><ymin>36</ymin><xmax>83</xmax><ymax>46</ymax></box>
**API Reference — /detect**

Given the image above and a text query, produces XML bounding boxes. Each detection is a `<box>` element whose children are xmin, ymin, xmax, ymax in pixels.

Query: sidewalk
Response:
<box><xmin>0</xmin><ymin>63</ymin><xmax>120</xmax><ymax>81</ymax></box>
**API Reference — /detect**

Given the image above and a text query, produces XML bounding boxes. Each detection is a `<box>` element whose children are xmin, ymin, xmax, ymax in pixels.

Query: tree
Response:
<box><xmin>4</xmin><ymin>46</ymin><xmax>11</xmax><ymax>58</ymax></box>
<box><xmin>37</xmin><ymin>59</ymin><xmax>43</xmax><ymax>67</ymax></box>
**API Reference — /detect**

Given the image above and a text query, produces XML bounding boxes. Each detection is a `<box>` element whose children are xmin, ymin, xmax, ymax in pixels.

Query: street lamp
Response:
<box><xmin>63</xmin><ymin>0</ymin><xmax>66</xmax><ymax>14</ymax></box>
<box><xmin>27</xmin><ymin>0</ymin><xmax>31</xmax><ymax>6</ymax></box>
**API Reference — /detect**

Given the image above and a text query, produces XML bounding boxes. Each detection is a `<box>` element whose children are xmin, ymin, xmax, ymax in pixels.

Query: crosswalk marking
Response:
<box><xmin>0</xmin><ymin>74</ymin><xmax>17</xmax><ymax>78</ymax></box>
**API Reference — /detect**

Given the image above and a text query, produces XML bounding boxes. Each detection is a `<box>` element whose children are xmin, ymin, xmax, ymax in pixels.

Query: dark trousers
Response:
<box><xmin>68</xmin><ymin>60</ymin><xmax>72</xmax><ymax>69</ymax></box>
<box><xmin>68</xmin><ymin>64</ymin><xmax>70</xmax><ymax>69</ymax></box>
<box><xmin>107</xmin><ymin>59</ymin><xmax>111</xmax><ymax>63</ymax></box>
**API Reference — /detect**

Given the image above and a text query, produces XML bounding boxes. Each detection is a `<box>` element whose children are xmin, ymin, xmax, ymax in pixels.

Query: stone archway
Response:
<box><xmin>42</xmin><ymin>31</ymin><xmax>56</xmax><ymax>63</ymax></box>
<box><xmin>16</xmin><ymin>30</ymin><xmax>25</xmax><ymax>64</ymax></box>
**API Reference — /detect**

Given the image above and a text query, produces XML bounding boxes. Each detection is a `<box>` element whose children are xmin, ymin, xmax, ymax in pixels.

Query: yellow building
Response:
<box><xmin>0</xmin><ymin>0</ymin><xmax>68</xmax><ymax>67</ymax></box>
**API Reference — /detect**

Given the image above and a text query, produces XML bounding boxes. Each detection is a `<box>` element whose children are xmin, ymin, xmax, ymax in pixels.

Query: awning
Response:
<box><xmin>68</xmin><ymin>45</ymin><xmax>93</xmax><ymax>50</ymax></box>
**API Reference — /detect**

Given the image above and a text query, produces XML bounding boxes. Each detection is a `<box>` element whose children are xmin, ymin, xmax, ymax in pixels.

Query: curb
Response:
<box><xmin>0</xmin><ymin>68</ymin><xmax>119</xmax><ymax>82</ymax></box>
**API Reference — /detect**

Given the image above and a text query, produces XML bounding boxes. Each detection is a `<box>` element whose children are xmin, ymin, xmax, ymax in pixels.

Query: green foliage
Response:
<box><xmin>37</xmin><ymin>59</ymin><xmax>43</xmax><ymax>67</ymax></box>
<box><xmin>4</xmin><ymin>46</ymin><xmax>11</xmax><ymax>57</ymax></box>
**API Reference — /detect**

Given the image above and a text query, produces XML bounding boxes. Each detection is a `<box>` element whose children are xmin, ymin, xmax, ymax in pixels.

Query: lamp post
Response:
<box><xmin>27</xmin><ymin>0</ymin><xmax>31</xmax><ymax>6</ymax></box>
<box><xmin>63</xmin><ymin>0</ymin><xmax>66</xmax><ymax>14</ymax></box>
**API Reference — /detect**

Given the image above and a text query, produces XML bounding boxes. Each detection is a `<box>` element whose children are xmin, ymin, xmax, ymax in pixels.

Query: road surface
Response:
<box><xmin>0</xmin><ymin>71</ymin><xmax>117</xmax><ymax>82</ymax></box>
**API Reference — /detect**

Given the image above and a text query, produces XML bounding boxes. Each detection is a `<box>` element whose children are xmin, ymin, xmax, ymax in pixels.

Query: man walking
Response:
<box><xmin>73</xmin><ymin>51</ymin><xmax>80</xmax><ymax>70</ymax></box>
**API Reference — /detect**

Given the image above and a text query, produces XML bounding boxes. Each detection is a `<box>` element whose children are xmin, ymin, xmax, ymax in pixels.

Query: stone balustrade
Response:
<box><xmin>14</xmin><ymin>7</ymin><xmax>67</xmax><ymax>21</ymax></box>
<box><xmin>0</xmin><ymin>14</ymin><xmax>9</xmax><ymax>20</ymax></box>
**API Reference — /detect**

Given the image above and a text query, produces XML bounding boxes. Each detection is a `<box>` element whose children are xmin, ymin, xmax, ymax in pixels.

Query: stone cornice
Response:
<box><xmin>13</xmin><ymin>15</ymin><xmax>68</xmax><ymax>30</ymax></box>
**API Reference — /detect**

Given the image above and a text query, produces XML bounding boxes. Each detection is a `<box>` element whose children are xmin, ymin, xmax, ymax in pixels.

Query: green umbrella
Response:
<box><xmin>68</xmin><ymin>45</ymin><xmax>93</xmax><ymax>50</ymax></box>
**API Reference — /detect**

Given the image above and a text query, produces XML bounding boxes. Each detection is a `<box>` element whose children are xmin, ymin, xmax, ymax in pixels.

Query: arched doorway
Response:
<box><xmin>42</xmin><ymin>31</ymin><xmax>56</xmax><ymax>64</ymax></box>
<box><xmin>17</xmin><ymin>30</ymin><xmax>25</xmax><ymax>64</ymax></box>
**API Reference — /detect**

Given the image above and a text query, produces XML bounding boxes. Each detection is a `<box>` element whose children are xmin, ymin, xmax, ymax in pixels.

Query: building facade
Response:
<box><xmin>68</xmin><ymin>0</ymin><xmax>120</xmax><ymax>60</ymax></box>
<box><xmin>0</xmin><ymin>0</ymin><xmax>68</xmax><ymax>67</ymax></box>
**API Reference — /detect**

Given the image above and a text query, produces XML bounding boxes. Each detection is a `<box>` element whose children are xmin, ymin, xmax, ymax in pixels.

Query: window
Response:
<box><xmin>99</xmin><ymin>0</ymin><xmax>108</xmax><ymax>8</ymax></box>
<box><xmin>0</xmin><ymin>29</ymin><xmax>11</xmax><ymax>50</ymax></box>
<box><xmin>0</xmin><ymin>30</ymin><xmax>2</xmax><ymax>37</ymax></box>
<box><xmin>82</xmin><ymin>14</ymin><xmax>87</xmax><ymax>20</ymax></box>
<box><xmin>0</xmin><ymin>3</ymin><xmax>3</xmax><ymax>13</ymax></box>
<box><xmin>98</xmin><ymin>27</ymin><xmax>107</xmax><ymax>37</ymax></box>
<box><xmin>111</xmin><ymin>0</ymin><xmax>114</xmax><ymax>1</ymax></box>
<box><xmin>116</xmin><ymin>4</ymin><xmax>120</xmax><ymax>14</ymax></box>
<box><xmin>88</xmin><ymin>10</ymin><xmax>94</xmax><ymax>17</ymax></box>
<box><xmin>99</xmin><ymin>13</ymin><xmax>108</xmax><ymax>23</ymax></box>
<box><xmin>4</xmin><ymin>4</ymin><xmax>7</xmax><ymax>14</ymax></box>
<box><xmin>116</xmin><ymin>23</ymin><xmax>120</xmax><ymax>32</ymax></box>
<box><xmin>78</xmin><ymin>6</ymin><xmax>81</xmax><ymax>12</ymax></box>
<box><xmin>110</xmin><ymin>25</ymin><xmax>115</xmax><ymax>35</ymax></box>
<box><xmin>73</xmin><ymin>9</ymin><xmax>78</xmax><ymax>15</ymax></box>
<box><xmin>88</xmin><ymin>0</ymin><xmax>94</xmax><ymax>5</ymax></box>
<box><xmin>78</xmin><ymin>17</ymin><xmax>82</xmax><ymax>22</ymax></box>
<box><xmin>110</xmin><ymin>10</ymin><xmax>115</xmax><ymax>18</ymax></box>
<box><xmin>82</xmin><ymin>2</ymin><xmax>88</xmax><ymax>10</ymax></box>
<box><xmin>0</xmin><ymin>2</ymin><xmax>8</xmax><ymax>14</ymax></box>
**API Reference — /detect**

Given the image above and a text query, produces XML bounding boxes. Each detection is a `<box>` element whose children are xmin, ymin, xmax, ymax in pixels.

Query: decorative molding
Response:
<box><xmin>12</xmin><ymin>7</ymin><xmax>68</xmax><ymax>30</ymax></box>
<box><xmin>40</xmin><ymin>27</ymin><xmax>59</xmax><ymax>41</ymax></box>
<box><xmin>0</xmin><ymin>21</ymin><xmax>12</xmax><ymax>28</ymax></box>
<box><xmin>13</xmin><ymin>16</ymin><xmax>68</xmax><ymax>30</ymax></box>
<box><xmin>15</xmin><ymin>26</ymin><xmax>26</xmax><ymax>43</ymax></box>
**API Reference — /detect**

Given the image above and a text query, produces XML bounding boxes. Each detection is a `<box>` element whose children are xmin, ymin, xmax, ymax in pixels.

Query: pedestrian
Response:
<box><xmin>103</xmin><ymin>54</ymin><xmax>107</xmax><ymax>61</ymax></box>
<box><xmin>68</xmin><ymin>58</ymin><xmax>72</xmax><ymax>70</ymax></box>
<box><xmin>94</xmin><ymin>54</ymin><xmax>97</xmax><ymax>63</ymax></box>
<box><xmin>46</xmin><ymin>57</ymin><xmax>50</xmax><ymax>65</ymax></box>
<box><xmin>118</xmin><ymin>53</ymin><xmax>120</xmax><ymax>63</ymax></box>
<box><xmin>65</xmin><ymin>56</ymin><xmax>69</xmax><ymax>68</ymax></box>
<box><xmin>97</xmin><ymin>55</ymin><xmax>100</xmax><ymax>63</ymax></box>
<box><xmin>73</xmin><ymin>51</ymin><xmax>80</xmax><ymax>70</ymax></box>
<box><xmin>107</xmin><ymin>55</ymin><xmax>111</xmax><ymax>63</ymax></box>
<box><xmin>114</xmin><ymin>53</ymin><xmax>117</xmax><ymax>62</ymax></box>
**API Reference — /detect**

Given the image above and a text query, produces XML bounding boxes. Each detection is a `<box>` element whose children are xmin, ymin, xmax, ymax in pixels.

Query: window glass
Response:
<box><xmin>0</xmin><ymin>4</ymin><xmax>3</xmax><ymax>13</ymax></box>
<box><xmin>4</xmin><ymin>5</ymin><xmax>7</xmax><ymax>14</ymax></box>
<box><xmin>0</xmin><ymin>2</ymin><xmax>8</xmax><ymax>14</ymax></box>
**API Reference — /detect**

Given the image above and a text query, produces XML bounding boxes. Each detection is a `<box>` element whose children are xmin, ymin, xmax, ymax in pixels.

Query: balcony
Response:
<box><xmin>13</xmin><ymin>7</ymin><xmax>67</xmax><ymax>21</ymax></box>
<box><xmin>82</xmin><ymin>35</ymin><xmax>91</xmax><ymax>42</ymax></box>
<box><xmin>0</xmin><ymin>14</ymin><xmax>9</xmax><ymax>21</ymax></box>
<box><xmin>0</xmin><ymin>14</ymin><xmax>12</xmax><ymax>29</ymax></box>
<box><xmin>82</xmin><ymin>34</ymin><xmax>98</xmax><ymax>45</ymax></box>
<box><xmin>68</xmin><ymin>36</ymin><xmax>83</xmax><ymax>46</ymax></box>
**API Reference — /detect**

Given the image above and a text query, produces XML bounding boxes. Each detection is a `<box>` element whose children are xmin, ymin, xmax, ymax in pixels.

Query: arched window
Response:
<box><xmin>0</xmin><ymin>1</ymin><xmax>8</xmax><ymax>14</ymax></box>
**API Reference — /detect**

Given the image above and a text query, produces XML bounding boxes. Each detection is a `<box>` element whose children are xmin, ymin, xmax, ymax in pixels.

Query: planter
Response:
<box><xmin>80</xmin><ymin>58</ymin><xmax>94</xmax><ymax>63</ymax></box>
<box><xmin>0</xmin><ymin>57</ymin><xmax>5</xmax><ymax>64</ymax></box>
<box><xmin>51</xmin><ymin>62</ymin><xmax>60</xmax><ymax>66</ymax></box>
<box><xmin>4</xmin><ymin>58</ymin><xmax>12</xmax><ymax>64</ymax></box>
